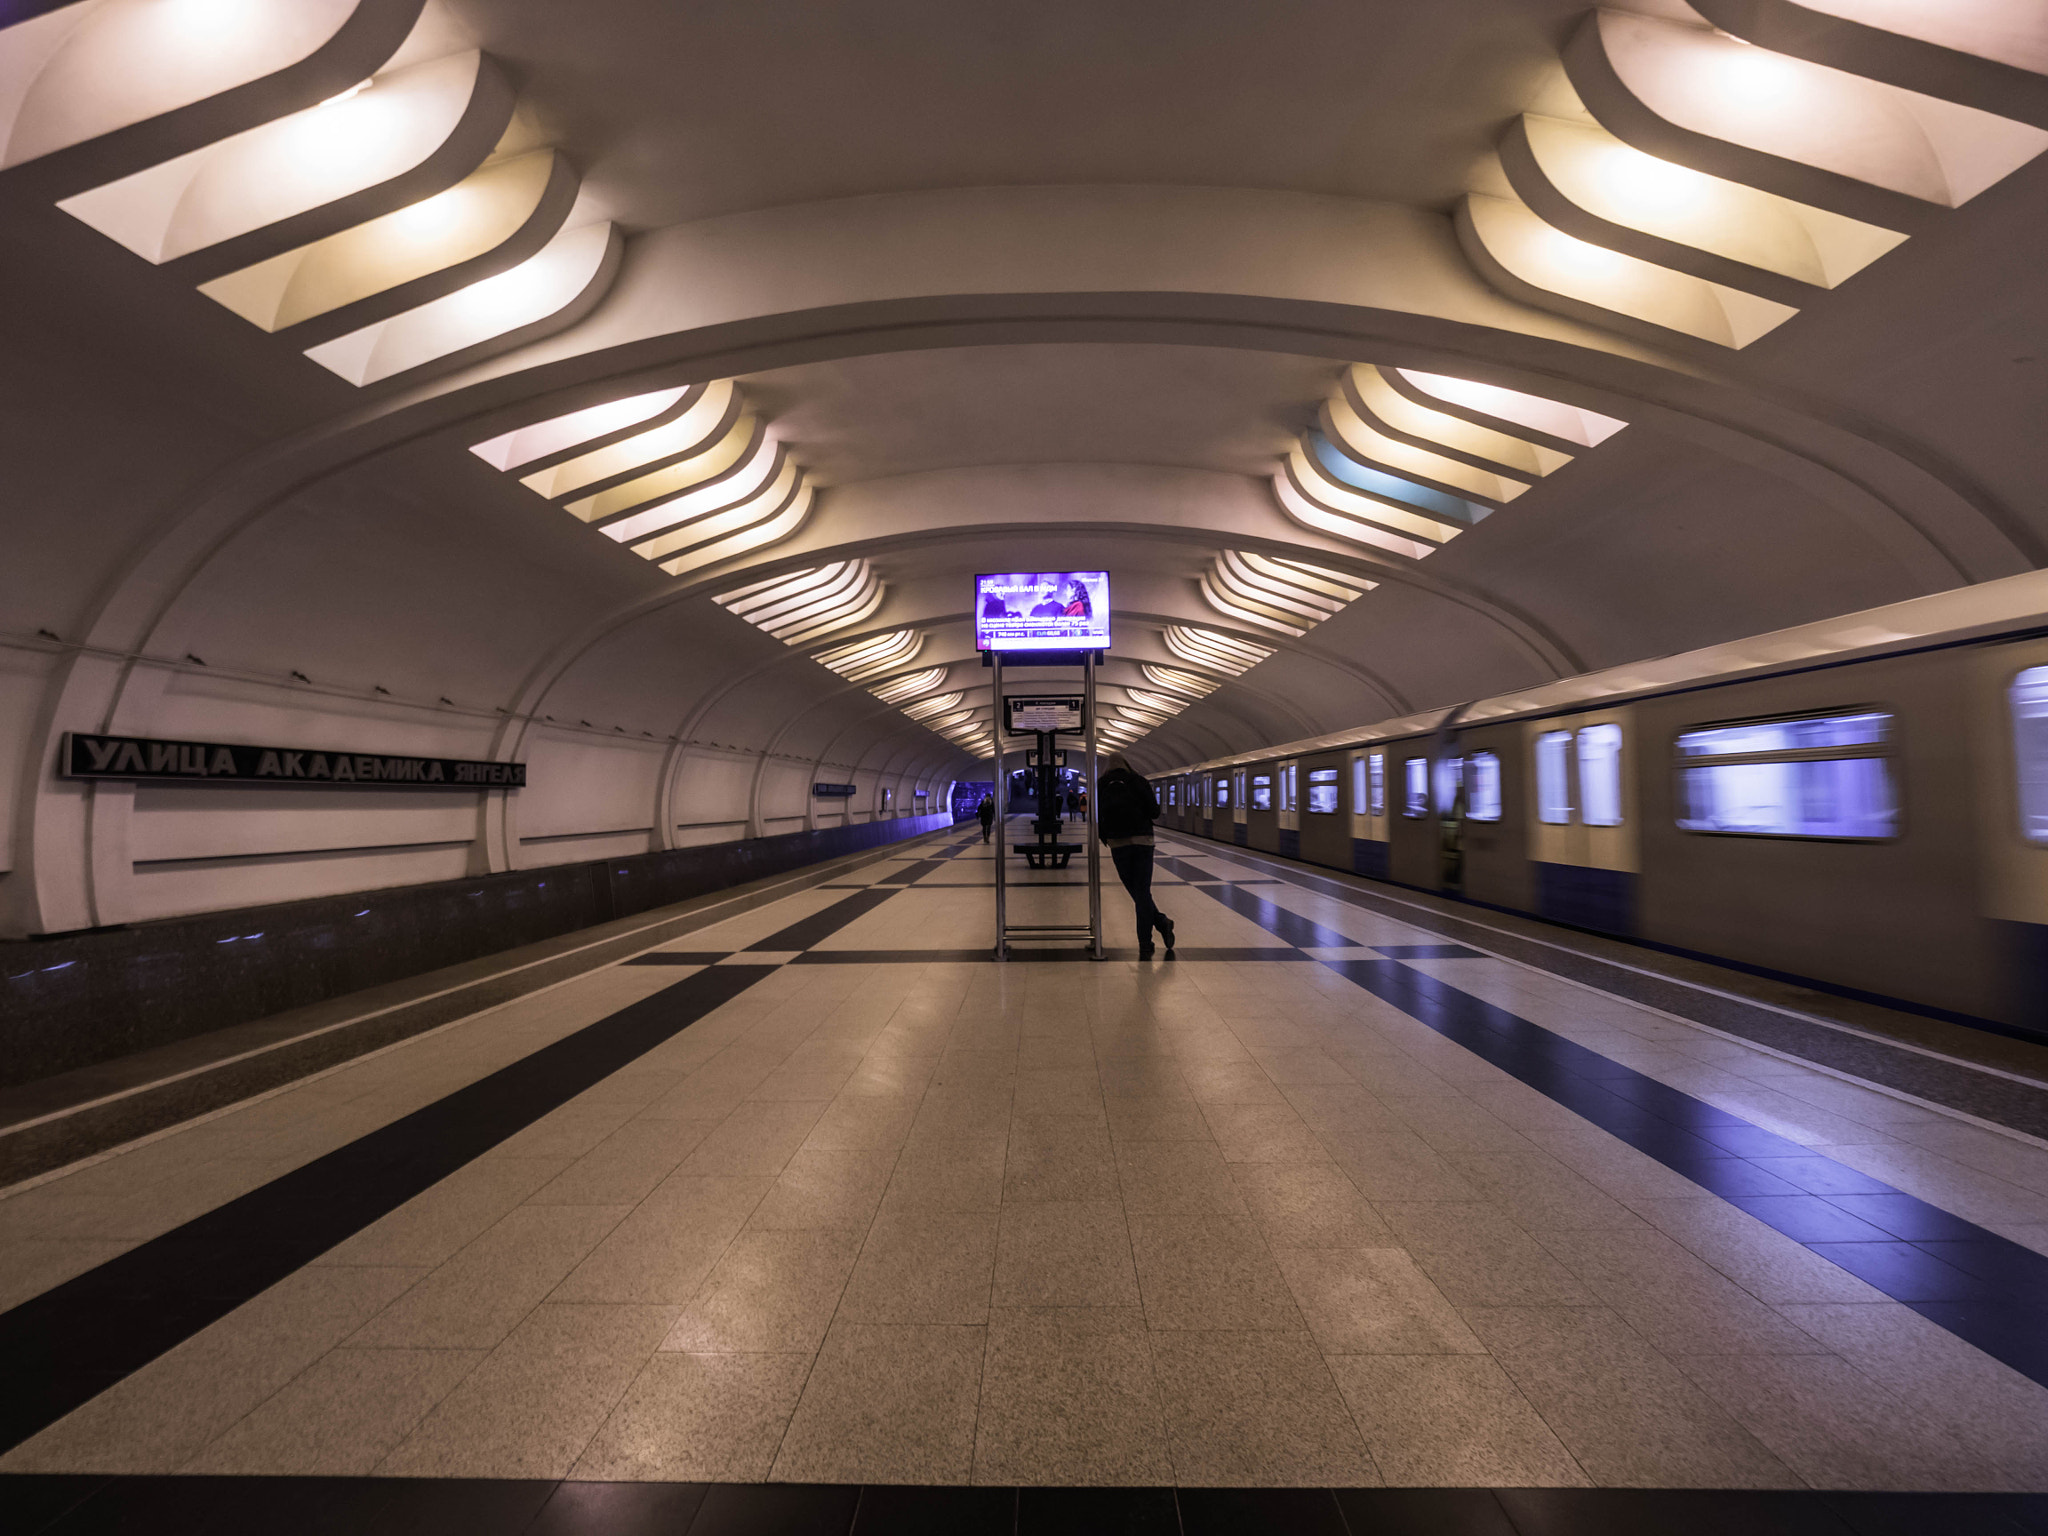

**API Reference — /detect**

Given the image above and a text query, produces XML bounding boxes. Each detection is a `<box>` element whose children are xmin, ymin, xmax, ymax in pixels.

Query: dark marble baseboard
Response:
<box><xmin>6</xmin><ymin>1474</ymin><xmax>2044</xmax><ymax>1536</ymax></box>
<box><xmin>0</xmin><ymin>824</ymin><xmax>962</xmax><ymax>1185</ymax></box>
<box><xmin>0</xmin><ymin>815</ymin><xmax>958</xmax><ymax>1092</ymax></box>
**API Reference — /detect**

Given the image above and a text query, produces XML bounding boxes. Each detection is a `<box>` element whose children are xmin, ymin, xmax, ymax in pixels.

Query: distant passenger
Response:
<box><xmin>1097</xmin><ymin>755</ymin><xmax>1174</xmax><ymax>959</ymax></box>
<box><xmin>978</xmin><ymin>794</ymin><xmax>996</xmax><ymax>844</ymax></box>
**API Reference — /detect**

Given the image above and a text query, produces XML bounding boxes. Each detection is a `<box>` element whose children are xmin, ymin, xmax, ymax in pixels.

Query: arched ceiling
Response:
<box><xmin>4</xmin><ymin>0</ymin><xmax>2048</xmax><ymax>934</ymax></box>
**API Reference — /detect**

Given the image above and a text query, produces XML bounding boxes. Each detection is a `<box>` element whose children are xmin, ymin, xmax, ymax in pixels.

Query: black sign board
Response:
<box><xmin>62</xmin><ymin>733</ymin><xmax>525</xmax><ymax>788</ymax></box>
<box><xmin>813</xmin><ymin>782</ymin><xmax>857</xmax><ymax>798</ymax></box>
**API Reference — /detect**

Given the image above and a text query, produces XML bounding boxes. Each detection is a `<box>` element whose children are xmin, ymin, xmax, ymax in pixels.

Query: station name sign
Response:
<box><xmin>812</xmin><ymin>782</ymin><xmax>857</xmax><ymax>798</ymax></box>
<box><xmin>62</xmin><ymin>733</ymin><xmax>526</xmax><ymax>789</ymax></box>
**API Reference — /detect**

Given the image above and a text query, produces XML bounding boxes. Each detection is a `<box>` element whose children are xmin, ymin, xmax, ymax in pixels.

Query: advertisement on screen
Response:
<box><xmin>975</xmin><ymin>572</ymin><xmax>1110</xmax><ymax>652</ymax></box>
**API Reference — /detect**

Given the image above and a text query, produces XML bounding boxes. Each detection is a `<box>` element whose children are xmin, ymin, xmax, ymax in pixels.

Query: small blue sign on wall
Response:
<box><xmin>813</xmin><ymin>782</ymin><xmax>857</xmax><ymax>798</ymax></box>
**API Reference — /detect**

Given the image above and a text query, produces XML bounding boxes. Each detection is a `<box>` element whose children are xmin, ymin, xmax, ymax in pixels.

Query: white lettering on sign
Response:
<box><xmin>1007</xmin><ymin>697</ymin><xmax>1083</xmax><ymax>733</ymax></box>
<box><xmin>64</xmin><ymin>733</ymin><xmax>524</xmax><ymax>789</ymax></box>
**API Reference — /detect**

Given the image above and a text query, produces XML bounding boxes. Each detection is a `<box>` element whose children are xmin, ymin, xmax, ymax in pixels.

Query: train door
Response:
<box><xmin>1247</xmin><ymin>767</ymin><xmax>1277</xmax><ymax>852</ymax></box>
<box><xmin>1231</xmin><ymin>768</ymin><xmax>1249</xmax><ymax>845</ymax></box>
<box><xmin>1276</xmin><ymin>759</ymin><xmax>1301</xmax><ymax>858</ymax></box>
<box><xmin>1349</xmin><ymin>748</ymin><xmax>1389</xmax><ymax>878</ymax></box>
<box><xmin>1523</xmin><ymin>707</ymin><xmax>1638</xmax><ymax>934</ymax></box>
<box><xmin>1975</xmin><ymin>642</ymin><xmax>2048</xmax><ymax>1028</ymax></box>
<box><xmin>1300</xmin><ymin>754</ymin><xmax>1347</xmax><ymax>869</ymax></box>
<box><xmin>1389</xmin><ymin>744</ymin><xmax>1438</xmax><ymax>887</ymax></box>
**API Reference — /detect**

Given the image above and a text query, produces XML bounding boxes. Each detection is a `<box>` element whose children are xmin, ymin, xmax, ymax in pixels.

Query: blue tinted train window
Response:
<box><xmin>1402</xmin><ymin>757</ymin><xmax>1429</xmax><ymax>818</ymax></box>
<box><xmin>1536</xmin><ymin>731</ymin><xmax>1573</xmax><ymax>824</ymax></box>
<box><xmin>1577</xmin><ymin>723</ymin><xmax>1623</xmax><ymax>826</ymax></box>
<box><xmin>1434</xmin><ymin>756</ymin><xmax>1463</xmax><ymax>815</ymax></box>
<box><xmin>1308</xmin><ymin>767</ymin><xmax>1340</xmax><ymax>814</ymax></box>
<box><xmin>1467</xmin><ymin>752</ymin><xmax>1502</xmax><ymax>821</ymax></box>
<box><xmin>2012</xmin><ymin>668</ymin><xmax>2048</xmax><ymax>842</ymax></box>
<box><xmin>1251</xmin><ymin>774</ymin><xmax>1273</xmax><ymax>811</ymax></box>
<box><xmin>1675</xmin><ymin>710</ymin><xmax>1896</xmax><ymax>839</ymax></box>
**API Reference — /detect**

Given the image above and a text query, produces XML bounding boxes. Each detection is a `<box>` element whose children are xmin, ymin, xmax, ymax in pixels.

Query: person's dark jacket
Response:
<box><xmin>977</xmin><ymin>798</ymin><xmax>995</xmax><ymax>826</ymax></box>
<box><xmin>1096</xmin><ymin>767</ymin><xmax>1160</xmax><ymax>843</ymax></box>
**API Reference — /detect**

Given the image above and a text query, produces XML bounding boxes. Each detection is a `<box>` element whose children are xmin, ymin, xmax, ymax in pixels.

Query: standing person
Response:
<box><xmin>1096</xmin><ymin>754</ymin><xmax>1175</xmax><ymax>959</ymax></box>
<box><xmin>977</xmin><ymin>794</ymin><xmax>996</xmax><ymax>844</ymax></box>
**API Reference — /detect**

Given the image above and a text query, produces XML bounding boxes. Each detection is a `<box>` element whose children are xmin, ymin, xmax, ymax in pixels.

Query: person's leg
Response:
<box><xmin>1109</xmin><ymin>844</ymin><xmax>1147</xmax><ymax>951</ymax></box>
<box><xmin>1126</xmin><ymin>845</ymin><xmax>1173</xmax><ymax>954</ymax></box>
<box><xmin>1112</xmin><ymin>845</ymin><xmax>1165</xmax><ymax>953</ymax></box>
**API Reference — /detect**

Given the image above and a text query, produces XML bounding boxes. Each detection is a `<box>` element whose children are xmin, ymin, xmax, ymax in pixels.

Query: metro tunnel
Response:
<box><xmin>4</xmin><ymin>1</ymin><xmax>2048</xmax><ymax>1531</ymax></box>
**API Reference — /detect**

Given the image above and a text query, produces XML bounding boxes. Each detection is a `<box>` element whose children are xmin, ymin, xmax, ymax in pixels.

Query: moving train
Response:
<box><xmin>1152</xmin><ymin>569</ymin><xmax>2048</xmax><ymax>1041</ymax></box>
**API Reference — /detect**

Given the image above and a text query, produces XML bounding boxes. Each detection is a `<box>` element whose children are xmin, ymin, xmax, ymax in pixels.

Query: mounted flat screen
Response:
<box><xmin>976</xmin><ymin>571</ymin><xmax>1110</xmax><ymax>652</ymax></box>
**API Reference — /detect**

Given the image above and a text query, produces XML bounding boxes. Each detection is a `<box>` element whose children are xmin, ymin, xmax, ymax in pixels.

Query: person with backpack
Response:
<box><xmin>1096</xmin><ymin>753</ymin><xmax>1176</xmax><ymax>959</ymax></box>
<box><xmin>977</xmin><ymin>794</ymin><xmax>996</xmax><ymax>844</ymax></box>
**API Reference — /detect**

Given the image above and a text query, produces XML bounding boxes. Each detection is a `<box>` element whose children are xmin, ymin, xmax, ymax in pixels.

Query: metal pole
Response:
<box><xmin>992</xmin><ymin>652</ymin><xmax>1006</xmax><ymax>962</ymax></box>
<box><xmin>1085</xmin><ymin>651</ymin><xmax>1103</xmax><ymax>959</ymax></box>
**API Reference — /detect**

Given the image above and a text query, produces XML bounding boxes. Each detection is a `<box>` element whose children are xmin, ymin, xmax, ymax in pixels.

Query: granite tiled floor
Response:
<box><xmin>5</xmin><ymin>829</ymin><xmax>2048</xmax><ymax>1492</ymax></box>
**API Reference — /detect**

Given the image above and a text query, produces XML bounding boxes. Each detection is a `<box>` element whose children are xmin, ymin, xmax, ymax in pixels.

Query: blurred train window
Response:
<box><xmin>2011</xmin><ymin>669</ymin><xmax>2048</xmax><ymax>841</ymax></box>
<box><xmin>1308</xmin><ymin>767</ymin><xmax>1340</xmax><ymax>814</ymax></box>
<box><xmin>1676</xmin><ymin>711</ymin><xmax>1896</xmax><ymax>839</ymax></box>
<box><xmin>1370</xmin><ymin>753</ymin><xmax>1386</xmax><ymax>816</ymax></box>
<box><xmin>1467</xmin><ymin>752</ymin><xmax>1502</xmax><ymax>821</ymax></box>
<box><xmin>1536</xmin><ymin>731</ymin><xmax>1573</xmax><ymax>823</ymax></box>
<box><xmin>1214</xmin><ymin>777</ymin><xmax>1230</xmax><ymax>808</ymax></box>
<box><xmin>1352</xmin><ymin>757</ymin><xmax>1368</xmax><ymax>814</ymax></box>
<box><xmin>1578</xmin><ymin>724</ymin><xmax>1624</xmax><ymax>826</ymax></box>
<box><xmin>1251</xmin><ymin>774</ymin><xmax>1273</xmax><ymax>811</ymax></box>
<box><xmin>1403</xmin><ymin>757</ymin><xmax>1429</xmax><ymax>817</ymax></box>
<box><xmin>1435</xmin><ymin>756</ymin><xmax>1463</xmax><ymax>816</ymax></box>
<box><xmin>1281</xmin><ymin>764</ymin><xmax>1298</xmax><ymax>812</ymax></box>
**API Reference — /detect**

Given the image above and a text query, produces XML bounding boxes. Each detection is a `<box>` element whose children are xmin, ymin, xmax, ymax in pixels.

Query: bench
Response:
<box><xmin>1012</xmin><ymin>841</ymin><xmax>1084</xmax><ymax>869</ymax></box>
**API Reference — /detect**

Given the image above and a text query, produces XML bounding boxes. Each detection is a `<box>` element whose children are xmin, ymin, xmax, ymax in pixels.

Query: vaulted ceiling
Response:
<box><xmin>5</xmin><ymin>0</ymin><xmax>2048</xmax><ymax>930</ymax></box>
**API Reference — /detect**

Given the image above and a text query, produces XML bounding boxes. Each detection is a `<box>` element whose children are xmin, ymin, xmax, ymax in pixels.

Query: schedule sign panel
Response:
<box><xmin>975</xmin><ymin>571</ymin><xmax>1109</xmax><ymax>653</ymax></box>
<box><xmin>1004</xmin><ymin>696</ymin><xmax>1084</xmax><ymax>735</ymax></box>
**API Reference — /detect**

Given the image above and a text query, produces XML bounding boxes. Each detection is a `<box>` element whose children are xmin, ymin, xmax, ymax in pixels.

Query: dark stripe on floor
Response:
<box><xmin>746</xmin><ymin>888</ymin><xmax>900</xmax><ymax>951</ymax></box>
<box><xmin>787</xmin><ymin>947</ymin><xmax>1311</xmax><ymax>965</ymax></box>
<box><xmin>1163</xmin><ymin>835</ymin><xmax>2048</xmax><ymax>1138</ymax></box>
<box><xmin>0</xmin><ymin>964</ymin><xmax>777</xmax><ymax>1455</ymax></box>
<box><xmin>1192</xmin><ymin>882</ymin><xmax>1359</xmax><ymax>949</ymax></box>
<box><xmin>1169</xmin><ymin>854</ymin><xmax>2048</xmax><ymax>1392</ymax></box>
<box><xmin>876</xmin><ymin>859</ymin><xmax>946</xmax><ymax>885</ymax></box>
<box><xmin>10</xmin><ymin>1473</ymin><xmax>2048</xmax><ymax>1536</ymax></box>
<box><xmin>1324</xmin><ymin>957</ymin><xmax>2048</xmax><ymax>1391</ymax></box>
<box><xmin>1152</xmin><ymin>855</ymin><xmax>1277</xmax><ymax>887</ymax></box>
<box><xmin>1373</xmin><ymin>944</ymin><xmax>1487</xmax><ymax>959</ymax></box>
<box><xmin>621</xmin><ymin>952</ymin><xmax>732</xmax><ymax>965</ymax></box>
<box><xmin>919</xmin><ymin>880</ymin><xmax>1092</xmax><ymax>887</ymax></box>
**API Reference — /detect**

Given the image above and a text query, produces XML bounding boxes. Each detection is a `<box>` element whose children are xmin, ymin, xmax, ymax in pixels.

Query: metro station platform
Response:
<box><xmin>4</xmin><ymin>822</ymin><xmax>2048</xmax><ymax>1534</ymax></box>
